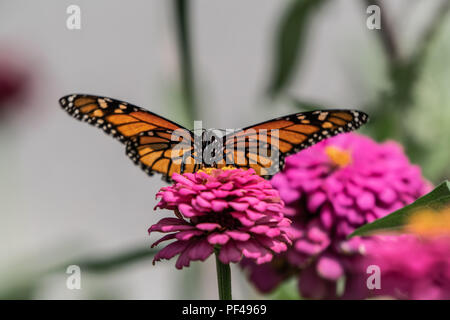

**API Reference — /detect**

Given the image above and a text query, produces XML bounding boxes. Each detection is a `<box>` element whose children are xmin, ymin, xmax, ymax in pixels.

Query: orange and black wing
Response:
<box><xmin>59</xmin><ymin>94</ymin><xmax>198</xmax><ymax>181</ymax></box>
<box><xmin>219</xmin><ymin>109</ymin><xmax>368</xmax><ymax>178</ymax></box>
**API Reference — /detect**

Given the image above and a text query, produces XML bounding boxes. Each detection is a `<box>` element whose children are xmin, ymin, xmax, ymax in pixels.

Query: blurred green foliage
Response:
<box><xmin>267</xmin><ymin>0</ymin><xmax>328</xmax><ymax>96</ymax></box>
<box><xmin>4</xmin><ymin>0</ymin><xmax>450</xmax><ymax>300</ymax></box>
<box><xmin>269</xmin><ymin>278</ymin><xmax>301</xmax><ymax>300</ymax></box>
<box><xmin>269</xmin><ymin>0</ymin><xmax>450</xmax><ymax>184</ymax></box>
<box><xmin>0</xmin><ymin>246</ymin><xmax>157</xmax><ymax>299</ymax></box>
<box><xmin>350</xmin><ymin>180</ymin><xmax>450</xmax><ymax>237</ymax></box>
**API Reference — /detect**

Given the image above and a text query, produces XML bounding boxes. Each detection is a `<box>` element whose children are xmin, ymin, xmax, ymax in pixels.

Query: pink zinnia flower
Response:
<box><xmin>149</xmin><ymin>167</ymin><xmax>292</xmax><ymax>269</ymax></box>
<box><xmin>352</xmin><ymin>207</ymin><xmax>450</xmax><ymax>299</ymax></box>
<box><xmin>359</xmin><ymin>235</ymin><xmax>450</xmax><ymax>299</ymax></box>
<box><xmin>241</xmin><ymin>133</ymin><xmax>431</xmax><ymax>299</ymax></box>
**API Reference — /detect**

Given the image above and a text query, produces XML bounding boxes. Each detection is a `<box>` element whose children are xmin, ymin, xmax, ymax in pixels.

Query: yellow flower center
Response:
<box><xmin>325</xmin><ymin>146</ymin><xmax>352</xmax><ymax>167</ymax></box>
<box><xmin>198</xmin><ymin>165</ymin><xmax>238</xmax><ymax>175</ymax></box>
<box><xmin>407</xmin><ymin>207</ymin><xmax>450</xmax><ymax>236</ymax></box>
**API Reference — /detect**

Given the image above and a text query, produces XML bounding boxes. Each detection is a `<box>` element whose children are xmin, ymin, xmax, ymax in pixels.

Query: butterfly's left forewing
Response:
<box><xmin>59</xmin><ymin>94</ymin><xmax>197</xmax><ymax>181</ymax></box>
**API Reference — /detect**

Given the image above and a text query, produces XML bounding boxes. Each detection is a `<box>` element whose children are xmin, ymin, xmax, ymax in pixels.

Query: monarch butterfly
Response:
<box><xmin>59</xmin><ymin>94</ymin><xmax>368</xmax><ymax>182</ymax></box>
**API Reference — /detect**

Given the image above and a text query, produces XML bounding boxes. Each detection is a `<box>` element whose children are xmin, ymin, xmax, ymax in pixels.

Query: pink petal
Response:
<box><xmin>250</xmin><ymin>225</ymin><xmax>270</xmax><ymax>234</ymax></box>
<box><xmin>265</xmin><ymin>228</ymin><xmax>281</xmax><ymax>237</ymax></box>
<box><xmin>295</xmin><ymin>240</ymin><xmax>323</xmax><ymax>255</ymax></box>
<box><xmin>357</xmin><ymin>191</ymin><xmax>375</xmax><ymax>210</ymax></box>
<box><xmin>237</xmin><ymin>240</ymin><xmax>270</xmax><ymax>259</ymax></box>
<box><xmin>319</xmin><ymin>205</ymin><xmax>334</xmax><ymax>229</ymax></box>
<box><xmin>277</xmin><ymin>218</ymin><xmax>292</xmax><ymax>227</ymax></box>
<box><xmin>280</xmin><ymin>188</ymin><xmax>301</xmax><ymax>204</ymax></box>
<box><xmin>256</xmin><ymin>236</ymin><xmax>287</xmax><ymax>253</ymax></box>
<box><xmin>237</xmin><ymin>196</ymin><xmax>259</xmax><ymax>205</ymax></box>
<box><xmin>211</xmin><ymin>200</ymin><xmax>228</xmax><ymax>211</ymax></box>
<box><xmin>226</xmin><ymin>230</ymin><xmax>251</xmax><ymax>241</ymax></box>
<box><xmin>379</xmin><ymin>187</ymin><xmax>396</xmax><ymax>204</ymax></box>
<box><xmin>316</xmin><ymin>255</ymin><xmax>344</xmax><ymax>281</ymax></box>
<box><xmin>175</xmin><ymin>245</ymin><xmax>193</xmax><ymax>269</ymax></box>
<box><xmin>252</xmin><ymin>202</ymin><xmax>267</xmax><ymax>212</ymax></box>
<box><xmin>151</xmin><ymin>233</ymin><xmax>176</xmax><ymax>247</ymax></box>
<box><xmin>230</xmin><ymin>201</ymin><xmax>249</xmax><ymax>211</ymax></box>
<box><xmin>307</xmin><ymin>191</ymin><xmax>326</xmax><ymax>212</ymax></box>
<box><xmin>245</xmin><ymin>209</ymin><xmax>265</xmax><ymax>221</ymax></box>
<box><xmin>307</xmin><ymin>225</ymin><xmax>329</xmax><ymax>243</ymax></box>
<box><xmin>302</xmin><ymin>179</ymin><xmax>322</xmax><ymax>192</ymax></box>
<box><xmin>200</xmin><ymin>191</ymin><xmax>215</xmax><ymax>200</ymax></box>
<box><xmin>148</xmin><ymin>218</ymin><xmax>193</xmax><ymax>233</ymax></box>
<box><xmin>187</xmin><ymin>239</ymin><xmax>214</xmax><ymax>261</ymax></box>
<box><xmin>219</xmin><ymin>241</ymin><xmax>242</xmax><ymax>264</ymax></box>
<box><xmin>172</xmin><ymin>173</ymin><xmax>194</xmax><ymax>187</ymax></box>
<box><xmin>230</xmin><ymin>212</ymin><xmax>255</xmax><ymax>227</ymax></box>
<box><xmin>196</xmin><ymin>222</ymin><xmax>221</xmax><ymax>231</ymax></box>
<box><xmin>256</xmin><ymin>253</ymin><xmax>273</xmax><ymax>264</ymax></box>
<box><xmin>220</xmin><ymin>182</ymin><xmax>234</xmax><ymax>190</ymax></box>
<box><xmin>178</xmin><ymin>188</ymin><xmax>197</xmax><ymax>196</ymax></box>
<box><xmin>207</xmin><ymin>233</ymin><xmax>230</xmax><ymax>245</ymax></box>
<box><xmin>178</xmin><ymin>203</ymin><xmax>200</xmax><ymax>217</ymax></box>
<box><xmin>212</xmin><ymin>189</ymin><xmax>230</xmax><ymax>198</ymax></box>
<box><xmin>161</xmin><ymin>191</ymin><xmax>179</xmax><ymax>203</ymax></box>
<box><xmin>175</xmin><ymin>230</ymin><xmax>203</xmax><ymax>241</ymax></box>
<box><xmin>334</xmin><ymin>193</ymin><xmax>353</xmax><ymax>206</ymax></box>
<box><xmin>192</xmin><ymin>184</ymin><xmax>207</xmax><ymax>192</ymax></box>
<box><xmin>153</xmin><ymin>240</ymin><xmax>189</xmax><ymax>263</ymax></box>
<box><xmin>205</xmin><ymin>182</ymin><xmax>221</xmax><ymax>189</ymax></box>
<box><xmin>195</xmin><ymin>196</ymin><xmax>212</xmax><ymax>209</ymax></box>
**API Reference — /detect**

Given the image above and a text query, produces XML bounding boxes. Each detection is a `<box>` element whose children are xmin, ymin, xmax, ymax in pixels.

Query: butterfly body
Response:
<box><xmin>59</xmin><ymin>94</ymin><xmax>368</xmax><ymax>182</ymax></box>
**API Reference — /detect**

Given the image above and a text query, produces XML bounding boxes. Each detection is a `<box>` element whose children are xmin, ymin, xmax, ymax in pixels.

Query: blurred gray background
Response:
<box><xmin>0</xmin><ymin>0</ymin><xmax>448</xmax><ymax>299</ymax></box>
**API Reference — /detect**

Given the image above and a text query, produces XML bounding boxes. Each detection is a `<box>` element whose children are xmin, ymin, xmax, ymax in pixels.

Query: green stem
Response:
<box><xmin>173</xmin><ymin>0</ymin><xmax>198</xmax><ymax>125</ymax></box>
<box><xmin>215</xmin><ymin>251</ymin><xmax>232</xmax><ymax>300</ymax></box>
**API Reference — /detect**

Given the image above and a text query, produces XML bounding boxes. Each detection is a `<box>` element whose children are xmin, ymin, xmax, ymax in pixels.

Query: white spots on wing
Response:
<box><xmin>98</xmin><ymin>99</ymin><xmax>108</xmax><ymax>109</ymax></box>
<box><xmin>318</xmin><ymin>112</ymin><xmax>328</xmax><ymax>121</ymax></box>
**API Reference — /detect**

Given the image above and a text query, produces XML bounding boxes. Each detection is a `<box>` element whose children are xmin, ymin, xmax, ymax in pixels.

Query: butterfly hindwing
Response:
<box><xmin>126</xmin><ymin>131</ymin><xmax>201</xmax><ymax>181</ymax></box>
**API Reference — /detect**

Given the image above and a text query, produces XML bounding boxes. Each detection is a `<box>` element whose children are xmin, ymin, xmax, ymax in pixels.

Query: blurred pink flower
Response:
<box><xmin>149</xmin><ymin>167</ymin><xmax>292</xmax><ymax>269</ymax></box>
<box><xmin>241</xmin><ymin>133</ymin><xmax>431</xmax><ymax>298</ymax></box>
<box><xmin>360</xmin><ymin>235</ymin><xmax>450</xmax><ymax>299</ymax></box>
<box><xmin>0</xmin><ymin>50</ymin><xmax>31</xmax><ymax>118</ymax></box>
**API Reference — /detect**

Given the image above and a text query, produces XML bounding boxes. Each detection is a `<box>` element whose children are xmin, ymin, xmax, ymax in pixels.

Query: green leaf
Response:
<box><xmin>267</xmin><ymin>0</ymin><xmax>328</xmax><ymax>97</ymax></box>
<box><xmin>349</xmin><ymin>181</ymin><xmax>450</xmax><ymax>237</ymax></box>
